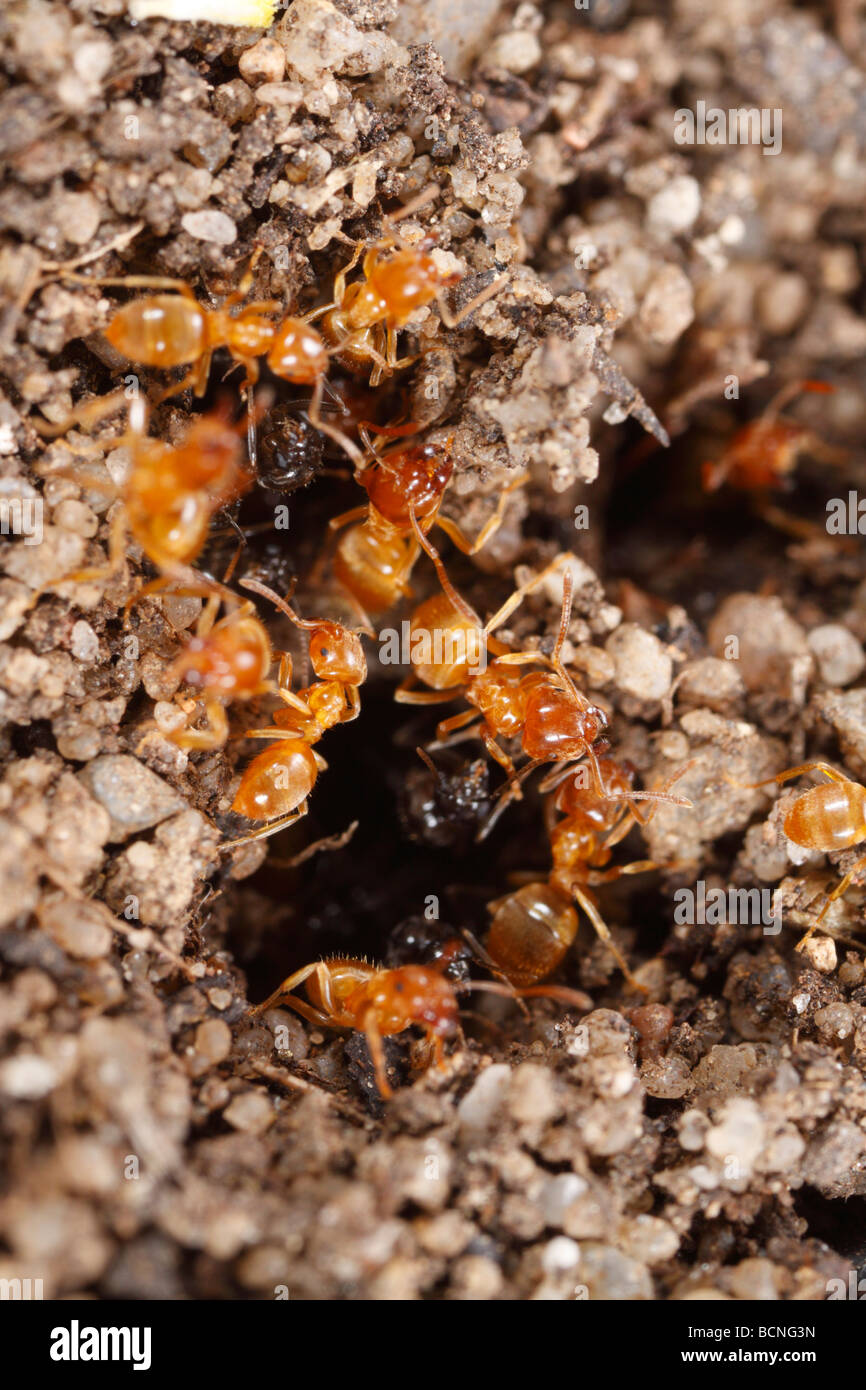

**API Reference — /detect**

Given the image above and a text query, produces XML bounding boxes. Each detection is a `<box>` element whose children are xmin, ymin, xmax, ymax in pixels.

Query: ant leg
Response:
<box><xmin>585</xmin><ymin>859</ymin><xmax>659</xmax><ymax>886</ymax></box>
<box><xmin>383</xmin><ymin>322</ymin><xmax>416</xmax><ymax>373</ymax></box>
<box><xmin>424</xmin><ymin>1030</ymin><xmax>447</xmax><ymax>1072</ymax></box>
<box><xmin>235</xmin><ymin>727</ymin><xmax>299</xmax><ymax>741</ymax></box>
<box><xmin>763</xmin><ymin>378</ymin><xmax>834</xmax><ymax>422</ymax></box>
<box><xmin>476</xmin><ymin>759</ymin><xmax>545</xmax><ymax>842</ymax></box>
<box><xmin>33</xmin><ymin>386</ymin><xmax>130</xmax><ymax>439</ymax></box>
<box><xmin>435</xmin><ymin>708</ymin><xmax>480</xmax><ymax>741</ymax></box>
<box><xmin>435</xmin><ymin>473</ymin><xmax>528</xmax><ymax>557</ymax></box>
<box><xmin>459</xmin><ymin>928</ymin><xmax>530</xmax><ymax>1018</ymax></box>
<box><xmin>596</xmin><ymin>807</ymin><xmax>640</xmax><ymax>853</ymax></box>
<box><xmin>797</xmin><ymin>851</ymin><xmax>866</xmax><ymax>945</ymax></box>
<box><xmin>482</xmin><ymin>553</ymin><xmax>572</xmax><ymax>643</ymax></box>
<box><xmin>408</xmin><ymin>509</ymin><xmax>482</xmax><ymax>626</ymax></box>
<box><xmin>514</xmin><ymin>983</ymin><xmax>594</xmax><ymax>1010</ymax></box>
<box><xmin>394</xmin><ymin>675</ymin><xmax>461</xmax><ymax>706</ymax></box>
<box><xmin>172</xmin><ymin>701</ymin><xmax>230</xmax><ymax>751</ymax></box>
<box><xmin>151</xmin><ymin>353</ymin><xmax>212</xmax><ymax>404</ymax></box>
<box><xmin>731</xmin><ymin>760</ymin><xmax>852</xmax><ymax>791</ymax></box>
<box><xmin>29</xmin><ymin>504</ymin><xmax>128</xmax><ymax>607</ymax></box>
<box><xmin>331</xmin><ymin>241</ymin><xmax>366</xmax><ymax>304</ymax></box>
<box><xmin>478</xmin><ymin>725</ymin><xmax>522</xmax><ymax>791</ymax></box>
<box><xmin>328</xmin><ymin>506</ymin><xmax>368</xmax><ymax>534</ymax></box>
<box><xmin>249</xmin><ymin>961</ymin><xmax>321</xmax><ymax>1016</ymax></box>
<box><xmin>435</xmin><ymin>273</ymin><xmax>509</xmax><ymax>330</ymax></box>
<box><xmin>466</xmin><ymin>979</ymin><xmax>593</xmax><ymax>1012</ymax></box>
<box><xmin>59</xmin><ymin>272</ymin><xmax>200</xmax><ymax>295</ymax></box>
<box><xmin>307</xmin><ymin>375</ymin><xmax>365</xmax><ymax>471</ymax></box>
<box><xmin>362</xmin><ymin>1011</ymin><xmax>392</xmax><ymax>1099</ymax></box>
<box><xmin>225</xmin><ymin>800</ymin><xmax>309</xmax><ymax>847</ymax></box>
<box><xmin>268</xmin><ymin>819</ymin><xmax>358</xmax><ymax>870</ymax></box>
<box><xmin>572</xmin><ymin>883</ymin><xmax>649</xmax><ymax>994</ymax></box>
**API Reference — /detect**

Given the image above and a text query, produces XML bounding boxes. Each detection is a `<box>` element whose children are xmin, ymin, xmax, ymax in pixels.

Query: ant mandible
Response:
<box><xmin>226</xmin><ymin>578</ymin><xmax>367</xmax><ymax>846</ymax></box>
<box><xmin>737</xmin><ymin>759</ymin><xmax>866</xmax><ymax>948</ymax></box>
<box><xmin>480</xmin><ymin>751</ymin><xmax>691</xmax><ymax>993</ymax></box>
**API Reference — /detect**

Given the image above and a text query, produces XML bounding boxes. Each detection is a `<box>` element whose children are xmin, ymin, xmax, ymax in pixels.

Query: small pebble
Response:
<box><xmin>799</xmin><ymin>936</ymin><xmax>837</xmax><ymax>974</ymax></box>
<box><xmin>807</xmin><ymin>624</ymin><xmax>865</xmax><ymax>687</ymax></box>
<box><xmin>181</xmin><ymin>210</ymin><xmax>237</xmax><ymax>246</ymax></box>
<box><xmin>41</xmin><ymin>896</ymin><xmax>114</xmax><ymax>960</ymax></box>
<box><xmin>605</xmin><ymin>623</ymin><xmax>672</xmax><ymax>702</ymax></box>
<box><xmin>78</xmin><ymin>755</ymin><xmax>185</xmax><ymax>841</ymax></box>
<box><xmin>646</xmin><ymin>176</ymin><xmax>701</xmax><ymax>237</ymax></box>
<box><xmin>224</xmin><ymin>1090</ymin><xmax>275</xmax><ymax>1134</ymax></box>
<box><xmin>239</xmin><ymin>37</ymin><xmax>286</xmax><ymax>85</ymax></box>
<box><xmin>194</xmin><ymin>1020</ymin><xmax>233</xmax><ymax>1064</ymax></box>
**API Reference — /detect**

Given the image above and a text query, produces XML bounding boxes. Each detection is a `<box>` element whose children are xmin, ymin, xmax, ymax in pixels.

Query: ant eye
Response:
<box><xmin>320</xmin><ymin>647</ymin><xmax>330</xmax><ymax>659</ymax></box>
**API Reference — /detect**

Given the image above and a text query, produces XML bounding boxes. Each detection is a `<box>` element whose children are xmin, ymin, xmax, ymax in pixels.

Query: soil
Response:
<box><xmin>1</xmin><ymin>0</ymin><xmax>866</xmax><ymax>1301</ymax></box>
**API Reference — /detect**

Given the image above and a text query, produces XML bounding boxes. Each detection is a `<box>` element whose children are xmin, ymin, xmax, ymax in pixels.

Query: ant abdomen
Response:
<box><xmin>106</xmin><ymin>295</ymin><xmax>207</xmax><ymax>368</ymax></box>
<box><xmin>257</xmin><ymin>406</ymin><xmax>324</xmax><ymax>494</ymax></box>
<box><xmin>784</xmin><ymin>780</ymin><xmax>866</xmax><ymax>851</ymax></box>
<box><xmin>333</xmin><ymin>523</ymin><xmax>411</xmax><ymax>613</ymax></box>
<box><xmin>486</xmin><ymin>882</ymin><xmax>578</xmax><ymax>987</ymax></box>
<box><xmin>231</xmin><ymin>740</ymin><xmax>318</xmax><ymax>821</ymax></box>
<box><xmin>409</xmin><ymin>594</ymin><xmax>480</xmax><ymax>688</ymax></box>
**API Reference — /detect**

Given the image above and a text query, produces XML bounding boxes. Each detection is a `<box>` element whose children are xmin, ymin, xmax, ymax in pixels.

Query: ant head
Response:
<box><xmin>175</xmin><ymin>616</ymin><xmax>270</xmax><ymax>695</ymax></box>
<box><xmin>362</xmin><ymin>440</ymin><xmax>453</xmax><ymax>527</ymax></box>
<box><xmin>368</xmin><ymin>248</ymin><xmax>444</xmax><ymax>327</ymax></box>
<box><xmin>583</xmin><ymin>703</ymin><xmax>608</xmax><ymax>744</ymax></box>
<box><xmin>379</xmin><ymin>966</ymin><xmax>459</xmax><ymax>1039</ymax></box>
<box><xmin>267</xmin><ymin>318</ymin><xmax>328</xmax><ymax>385</ymax></box>
<box><xmin>175</xmin><ymin>409</ymin><xmax>252</xmax><ymax>501</ymax></box>
<box><xmin>522</xmin><ymin>686</ymin><xmax>608</xmax><ymax>762</ymax></box>
<box><xmin>308</xmin><ymin>621</ymin><xmax>367</xmax><ymax>685</ymax></box>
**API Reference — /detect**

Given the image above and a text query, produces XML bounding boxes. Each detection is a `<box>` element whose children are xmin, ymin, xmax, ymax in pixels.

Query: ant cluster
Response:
<box><xmin>31</xmin><ymin>187</ymin><xmax>859</xmax><ymax>1101</ymax></box>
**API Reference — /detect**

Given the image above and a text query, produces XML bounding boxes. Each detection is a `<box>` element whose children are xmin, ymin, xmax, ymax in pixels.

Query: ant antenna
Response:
<box><xmin>408</xmin><ymin>508</ymin><xmax>482</xmax><ymax>627</ymax></box>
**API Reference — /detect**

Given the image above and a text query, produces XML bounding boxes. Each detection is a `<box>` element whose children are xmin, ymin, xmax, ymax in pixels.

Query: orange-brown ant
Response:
<box><xmin>251</xmin><ymin>952</ymin><xmax>590</xmax><ymax>1098</ymax></box>
<box><xmin>326</xmin><ymin>423</ymin><xmax>525</xmax><ymax>617</ymax></box>
<box><xmin>734</xmin><ymin>759</ymin><xmax>866</xmax><ymax>948</ymax></box>
<box><xmin>47</xmin><ymin>250</ymin><xmax>366</xmax><ymax>470</ymax></box>
<box><xmin>32</xmin><ymin>399</ymin><xmax>252</xmax><ymax>611</ymax></box>
<box><xmin>319</xmin><ymin>185</ymin><xmax>507</xmax><ymax>387</ymax></box>
<box><xmin>167</xmin><ymin>597</ymin><xmax>275</xmax><ymax>751</ymax></box>
<box><xmin>225</xmin><ymin>578</ymin><xmax>368</xmax><ymax>846</ymax></box>
<box><xmin>394</xmin><ymin>542</ymin><xmax>611</xmax><ymax>795</ymax></box>
<box><xmin>702</xmin><ymin>379</ymin><xmax>838</xmax><ymax>493</ymax></box>
<box><xmin>482</xmin><ymin>751</ymin><xmax>692</xmax><ymax>993</ymax></box>
<box><xmin>396</xmin><ymin>537</ymin><xmax>693</xmax><ymax>834</ymax></box>
<box><xmin>251</xmin><ymin>959</ymin><xmax>460</xmax><ymax>1099</ymax></box>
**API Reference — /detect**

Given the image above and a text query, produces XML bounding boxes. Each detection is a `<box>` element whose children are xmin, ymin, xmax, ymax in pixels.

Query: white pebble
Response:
<box><xmin>808</xmin><ymin>624</ymin><xmax>865</xmax><ymax>687</ymax></box>
<box><xmin>181</xmin><ymin>210</ymin><xmax>237</xmax><ymax>246</ymax></box>
<box><xmin>646</xmin><ymin>176</ymin><xmax>701</xmax><ymax>237</ymax></box>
